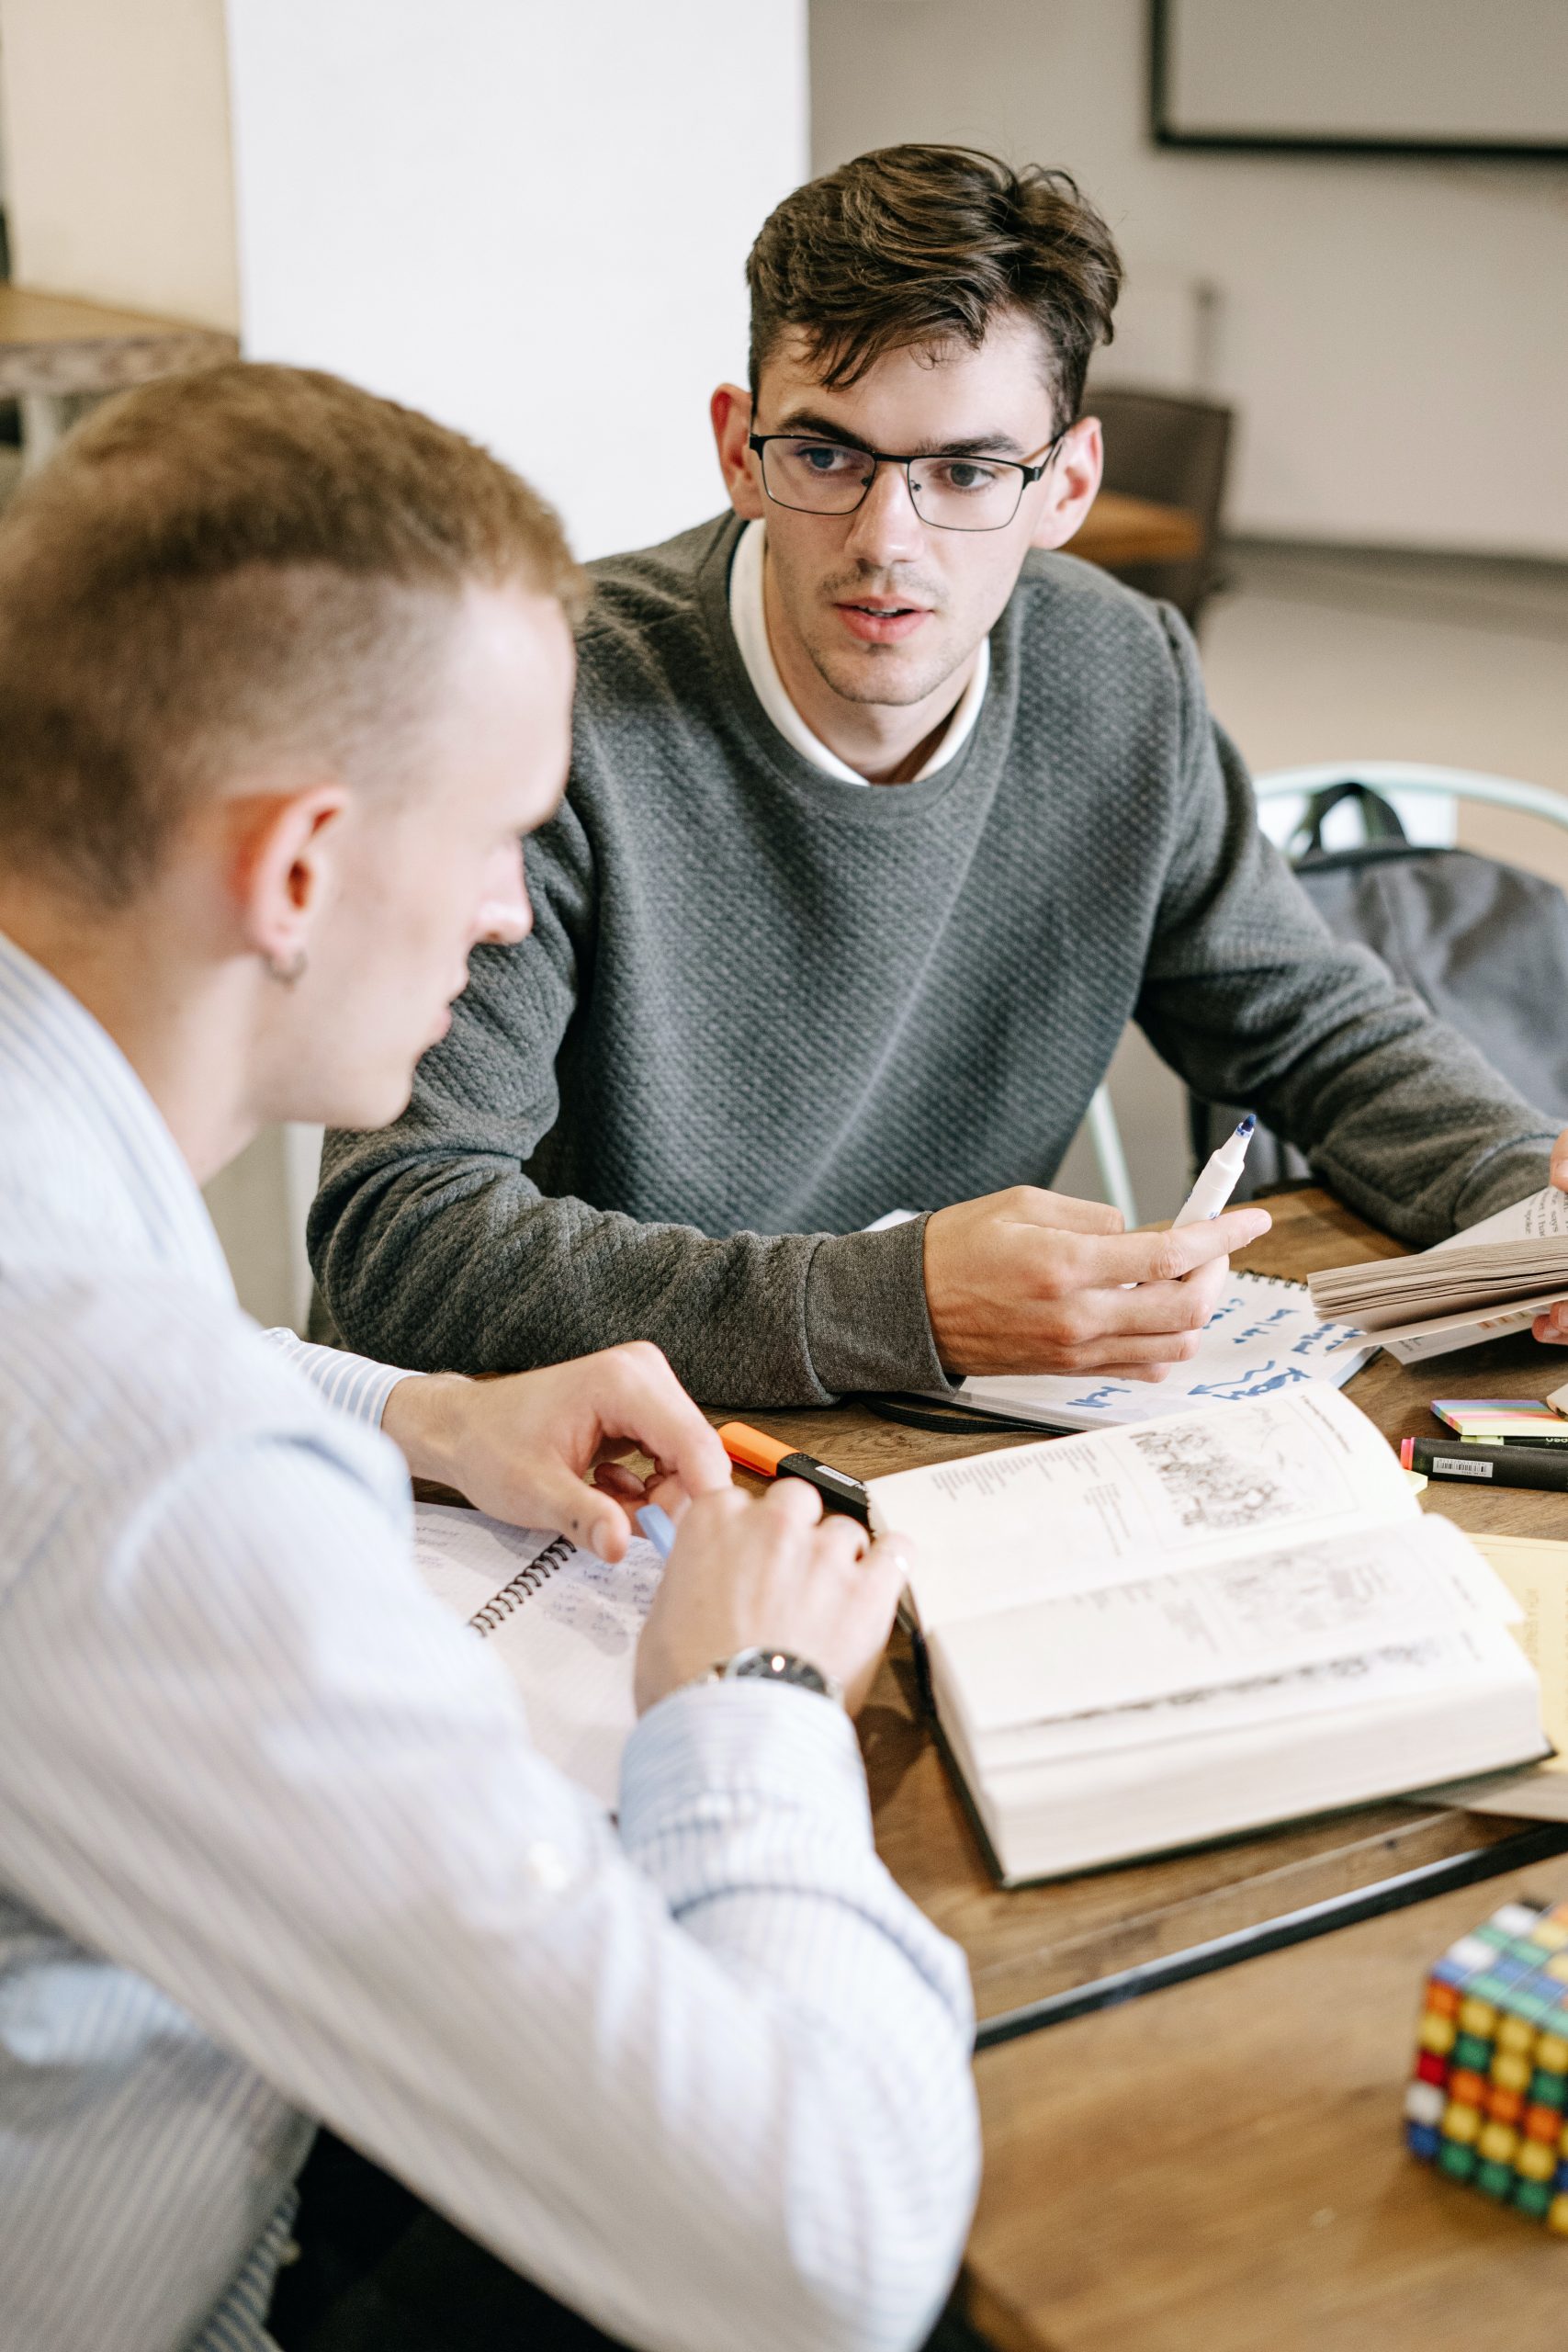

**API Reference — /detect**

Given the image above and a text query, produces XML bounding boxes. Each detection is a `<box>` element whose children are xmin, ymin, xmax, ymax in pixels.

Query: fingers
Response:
<box><xmin>592</xmin><ymin>1461</ymin><xmax>647</xmax><ymax>1503</ymax></box>
<box><xmin>759</xmin><ymin>1474</ymin><xmax>825</xmax><ymax>1528</ymax></box>
<box><xmin>1534</xmin><ymin>1305</ymin><xmax>1568</xmax><ymax>1346</ymax></box>
<box><xmin>1551</xmin><ymin>1131</ymin><xmax>1568</xmax><ymax>1191</ymax></box>
<box><xmin>592</xmin><ymin>1343</ymin><xmax>732</xmax><ymax>1499</ymax></box>
<box><xmin>533</xmin><ymin>1468</ymin><xmax>631</xmax><ymax>1561</ymax></box>
<box><xmin>1086</xmin><ymin>1205</ymin><xmax>1269</xmax><ymax>1289</ymax></box>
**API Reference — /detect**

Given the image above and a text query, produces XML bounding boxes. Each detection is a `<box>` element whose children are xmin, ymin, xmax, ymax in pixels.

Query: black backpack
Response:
<box><xmin>1190</xmin><ymin>780</ymin><xmax>1568</xmax><ymax>1193</ymax></box>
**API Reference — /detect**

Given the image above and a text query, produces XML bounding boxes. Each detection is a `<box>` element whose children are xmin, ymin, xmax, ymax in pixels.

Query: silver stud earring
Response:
<box><xmin>265</xmin><ymin>948</ymin><xmax>309</xmax><ymax>987</ymax></box>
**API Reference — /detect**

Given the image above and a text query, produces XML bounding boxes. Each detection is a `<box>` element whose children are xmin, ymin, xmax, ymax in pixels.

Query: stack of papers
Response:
<box><xmin>1309</xmin><ymin>1187</ymin><xmax>1568</xmax><ymax>1364</ymax></box>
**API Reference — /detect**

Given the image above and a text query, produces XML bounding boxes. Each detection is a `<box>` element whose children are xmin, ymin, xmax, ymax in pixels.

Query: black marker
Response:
<box><xmin>1401</xmin><ymin>1437</ymin><xmax>1568</xmax><ymax>1493</ymax></box>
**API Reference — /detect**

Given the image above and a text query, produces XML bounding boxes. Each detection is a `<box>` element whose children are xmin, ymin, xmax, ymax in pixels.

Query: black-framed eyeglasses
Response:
<box><xmin>747</xmin><ymin>426</ymin><xmax>1069</xmax><ymax>533</ymax></box>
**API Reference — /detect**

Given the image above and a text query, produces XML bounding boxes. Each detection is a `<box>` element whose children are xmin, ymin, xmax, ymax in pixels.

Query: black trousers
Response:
<box><xmin>267</xmin><ymin>2132</ymin><xmax>986</xmax><ymax>2352</ymax></box>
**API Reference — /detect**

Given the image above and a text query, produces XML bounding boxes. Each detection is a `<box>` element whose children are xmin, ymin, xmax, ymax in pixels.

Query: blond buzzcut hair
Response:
<box><xmin>0</xmin><ymin>361</ymin><xmax>584</xmax><ymax>905</ymax></box>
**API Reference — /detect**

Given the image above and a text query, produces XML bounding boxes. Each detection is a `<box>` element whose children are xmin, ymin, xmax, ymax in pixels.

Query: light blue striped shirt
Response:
<box><xmin>0</xmin><ymin>929</ymin><xmax>977</xmax><ymax>2352</ymax></box>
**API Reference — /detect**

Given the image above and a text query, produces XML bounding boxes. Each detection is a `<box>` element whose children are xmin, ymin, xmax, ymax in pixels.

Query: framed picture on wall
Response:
<box><xmin>1150</xmin><ymin>0</ymin><xmax>1568</xmax><ymax>162</ymax></box>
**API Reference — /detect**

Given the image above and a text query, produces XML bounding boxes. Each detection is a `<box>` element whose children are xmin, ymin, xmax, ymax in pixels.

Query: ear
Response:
<box><xmin>221</xmin><ymin>780</ymin><xmax>351</xmax><ymax>973</ymax></box>
<box><xmin>1028</xmin><ymin>415</ymin><xmax>1104</xmax><ymax>552</ymax></box>
<box><xmin>710</xmin><ymin>382</ymin><xmax>765</xmax><ymax>520</ymax></box>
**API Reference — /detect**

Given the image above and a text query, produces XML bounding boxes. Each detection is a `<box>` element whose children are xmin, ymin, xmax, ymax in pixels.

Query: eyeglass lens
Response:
<box><xmin>760</xmin><ymin>439</ymin><xmax>1026</xmax><ymax>531</ymax></box>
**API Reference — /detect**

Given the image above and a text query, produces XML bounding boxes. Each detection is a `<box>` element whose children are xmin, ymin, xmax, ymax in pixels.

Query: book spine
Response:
<box><xmin>468</xmin><ymin>1534</ymin><xmax>575</xmax><ymax>1634</ymax></box>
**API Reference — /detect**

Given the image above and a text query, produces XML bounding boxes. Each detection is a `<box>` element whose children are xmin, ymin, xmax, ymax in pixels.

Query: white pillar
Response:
<box><xmin>224</xmin><ymin>0</ymin><xmax>809</xmax><ymax>560</ymax></box>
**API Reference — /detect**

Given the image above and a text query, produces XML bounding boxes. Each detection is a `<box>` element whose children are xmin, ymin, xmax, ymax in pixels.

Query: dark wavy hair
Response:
<box><xmin>747</xmin><ymin>144</ymin><xmax>1122</xmax><ymax>432</ymax></box>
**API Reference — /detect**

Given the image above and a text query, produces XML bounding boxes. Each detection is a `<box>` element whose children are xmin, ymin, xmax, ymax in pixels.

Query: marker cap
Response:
<box><xmin>717</xmin><ymin>1421</ymin><xmax>794</xmax><ymax>1477</ymax></box>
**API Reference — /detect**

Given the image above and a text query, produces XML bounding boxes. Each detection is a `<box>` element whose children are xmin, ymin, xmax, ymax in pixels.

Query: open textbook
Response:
<box><xmin>946</xmin><ymin>1270</ymin><xmax>1372</xmax><ymax>1432</ymax></box>
<box><xmin>866</xmin><ymin>1386</ymin><xmax>1547</xmax><ymax>1884</ymax></box>
<box><xmin>1309</xmin><ymin>1185</ymin><xmax>1568</xmax><ymax>1365</ymax></box>
<box><xmin>413</xmin><ymin>1503</ymin><xmax>660</xmax><ymax>1808</ymax></box>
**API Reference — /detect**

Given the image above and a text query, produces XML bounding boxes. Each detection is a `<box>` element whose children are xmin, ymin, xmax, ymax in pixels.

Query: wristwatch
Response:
<box><xmin>706</xmin><ymin>1646</ymin><xmax>845</xmax><ymax>1708</ymax></box>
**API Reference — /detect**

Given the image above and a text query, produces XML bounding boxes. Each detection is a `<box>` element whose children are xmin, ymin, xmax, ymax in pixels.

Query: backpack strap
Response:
<box><xmin>1292</xmin><ymin>780</ymin><xmax>1409</xmax><ymax>858</ymax></box>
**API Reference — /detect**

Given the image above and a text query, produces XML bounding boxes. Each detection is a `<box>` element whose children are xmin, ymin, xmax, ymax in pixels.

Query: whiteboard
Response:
<box><xmin>1154</xmin><ymin>0</ymin><xmax>1568</xmax><ymax>156</ymax></box>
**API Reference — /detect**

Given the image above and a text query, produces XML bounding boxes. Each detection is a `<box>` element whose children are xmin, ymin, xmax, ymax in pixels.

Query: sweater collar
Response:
<box><xmin>725</xmin><ymin>519</ymin><xmax>989</xmax><ymax>788</ymax></box>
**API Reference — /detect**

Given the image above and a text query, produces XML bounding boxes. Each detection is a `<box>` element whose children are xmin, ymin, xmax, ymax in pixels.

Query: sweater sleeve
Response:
<box><xmin>309</xmin><ymin>797</ymin><xmax>951</xmax><ymax>1407</ymax></box>
<box><xmin>1134</xmin><ymin>607</ymin><xmax>1554</xmax><ymax>1244</ymax></box>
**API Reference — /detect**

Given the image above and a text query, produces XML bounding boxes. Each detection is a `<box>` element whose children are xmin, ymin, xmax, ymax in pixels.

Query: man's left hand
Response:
<box><xmin>1531</xmin><ymin>1130</ymin><xmax>1568</xmax><ymax>1347</ymax></box>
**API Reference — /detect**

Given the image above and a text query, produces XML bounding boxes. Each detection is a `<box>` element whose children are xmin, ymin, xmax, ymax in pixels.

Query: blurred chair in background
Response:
<box><xmin>1190</xmin><ymin>763</ymin><xmax>1568</xmax><ymax>1197</ymax></box>
<box><xmin>1087</xmin><ymin>384</ymin><xmax>1234</xmax><ymax>629</ymax></box>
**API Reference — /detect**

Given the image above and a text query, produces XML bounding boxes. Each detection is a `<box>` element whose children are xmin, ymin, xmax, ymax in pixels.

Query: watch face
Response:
<box><xmin>728</xmin><ymin>1648</ymin><xmax>831</xmax><ymax>1697</ymax></box>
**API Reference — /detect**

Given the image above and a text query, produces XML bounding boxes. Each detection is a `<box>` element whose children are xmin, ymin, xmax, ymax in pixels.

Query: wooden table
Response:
<box><xmin>965</xmin><ymin>1856</ymin><xmax>1568</xmax><ymax>2352</ymax></box>
<box><xmin>720</xmin><ymin>1184</ymin><xmax>1568</xmax><ymax>2349</ymax></box>
<box><xmin>0</xmin><ymin>284</ymin><xmax>238</xmax><ymax>466</ymax></box>
<box><xmin>1064</xmin><ymin>489</ymin><xmax>1203</xmax><ymax>570</ymax></box>
<box><xmin>721</xmin><ymin>1189</ymin><xmax>1568</xmax><ymax>2045</ymax></box>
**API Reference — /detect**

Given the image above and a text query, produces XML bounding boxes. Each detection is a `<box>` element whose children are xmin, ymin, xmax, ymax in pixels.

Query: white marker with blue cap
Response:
<box><xmin>1173</xmin><ymin>1114</ymin><xmax>1256</xmax><ymax>1228</ymax></box>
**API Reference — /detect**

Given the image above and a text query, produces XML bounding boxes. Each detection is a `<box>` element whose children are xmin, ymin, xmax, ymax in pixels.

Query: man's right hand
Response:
<box><xmin>923</xmin><ymin>1186</ymin><xmax>1273</xmax><ymax>1379</ymax></box>
<box><xmin>635</xmin><ymin>1480</ymin><xmax>907</xmax><ymax>1718</ymax></box>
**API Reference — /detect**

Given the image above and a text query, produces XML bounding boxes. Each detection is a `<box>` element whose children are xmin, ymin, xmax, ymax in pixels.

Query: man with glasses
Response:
<box><xmin>312</xmin><ymin>144</ymin><xmax>1564</xmax><ymax>1406</ymax></box>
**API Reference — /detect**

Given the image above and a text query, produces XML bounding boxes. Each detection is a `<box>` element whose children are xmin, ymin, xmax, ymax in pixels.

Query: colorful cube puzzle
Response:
<box><xmin>1407</xmin><ymin>1897</ymin><xmax>1568</xmax><ymax>2226</ymax></box>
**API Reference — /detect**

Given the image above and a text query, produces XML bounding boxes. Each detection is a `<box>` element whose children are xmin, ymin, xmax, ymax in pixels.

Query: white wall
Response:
<box><xmin>0</xmin><ymin>2</ymin><xmax>807</xmax><ymax>1326</ymax></box>
<box><xmin>225</xmin><ymin>0</ymin><xmax>808</xmax><ymax>561</ymax></box>
<box><xmin>809</xmin><ymin>0</ymin><xmax>1568</xmax><ymax>559</ymax></box>
<box><xmin>0</xmin><ymin>0</ymin><xmax>239</xmax><ymax>326</ymax></box>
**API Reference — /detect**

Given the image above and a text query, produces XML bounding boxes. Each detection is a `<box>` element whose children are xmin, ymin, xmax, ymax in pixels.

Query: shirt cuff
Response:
<box><xmin>1451</xmin><ymin>1137</ymin><xmax>1556</xmax><ymax>1231</ymax></box>
<box><xmin>802</xmin><ymin>1216</ymin><xmax>957</xmax><ymax>1398</ymax></box>
<box><xmin>619</xmin><ymin>1679</ymin><xmax>874</xmax><ymax>1875</ymax></box>
<box><xmin>263</xmin><ymin>1329</ymin><xmax>419</xmax><ymax>1429</ymax></box>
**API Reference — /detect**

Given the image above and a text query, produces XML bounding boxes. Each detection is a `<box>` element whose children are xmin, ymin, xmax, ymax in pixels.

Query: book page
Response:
<box><xmin>413</xmin><ymin>1504</ymin><xmax>660</xmax><ymax>1808</ymax></box>
<box><xmin>1364</xmin><ymin>1293</ymin><xmax>1568</xmax><ymax>1364</ymax></box>
<box><xmin>869</xmin><ymin>1385</ymin><xmax>1418</xmax><ymax>1631</ymax></box>
<box><xmin>931</xmin><ymin>1516</ymin><xmax>1517</xmax><ymax>1736</ymax></box>
<box><xmin>1435</xmin><ymin>1185</ymin><xmax>1568</xmax><ymax>1252</ymax></box>
<box><xmin>964</xmin><ymin>1620</ymin><xmax>1531</xmax><ymax>1775</ymax></box>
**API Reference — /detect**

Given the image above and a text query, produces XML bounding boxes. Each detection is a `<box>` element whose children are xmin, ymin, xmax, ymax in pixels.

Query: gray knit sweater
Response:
<box><xmin>311</xmin><ymin>514</ymin><xmax>1553</xmax><ymax>1404</ymax></box>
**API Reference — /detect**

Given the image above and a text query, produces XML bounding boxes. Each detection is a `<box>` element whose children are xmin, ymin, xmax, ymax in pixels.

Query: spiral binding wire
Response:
<box><xmin>467</xmin><ymin>1533</ymin><xmax>575</xmax><ymax>1636</ymax></box>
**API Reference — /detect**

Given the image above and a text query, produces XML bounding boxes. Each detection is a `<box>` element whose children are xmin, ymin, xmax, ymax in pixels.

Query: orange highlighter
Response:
<box><xmin>717</xmin><ymin>1422</ymin><xmax>871</xmax><ymax>1525</ymax></box>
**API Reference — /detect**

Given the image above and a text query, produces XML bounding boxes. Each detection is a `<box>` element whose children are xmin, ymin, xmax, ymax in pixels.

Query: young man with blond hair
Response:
<box><xmin>311</xmin><ymin>142</ymin><xmax>1568</xmax><ymax>1404</ymax></box>
<box><xmin>0</xmin><ymin>364</ymin><xmax>976</xmax><ymax>2352</ymax></box>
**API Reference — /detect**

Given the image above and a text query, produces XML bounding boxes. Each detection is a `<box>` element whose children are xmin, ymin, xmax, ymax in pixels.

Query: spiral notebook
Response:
<box><xmin>946</xmin><ymin>1271</ymin><xmax>1374</xmax><ymax>1433</ymax></box>
<box><xmin>412</xmin><ymin>1502</ymin><xmax>661</xmax><ymax>1808</ymax></box>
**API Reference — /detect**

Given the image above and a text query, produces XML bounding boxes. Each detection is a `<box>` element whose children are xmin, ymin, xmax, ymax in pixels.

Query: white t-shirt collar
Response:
<box><xmin>727</xmin><ymin>518</ymin><xmax>988</xmax><ymax>787</ymax></box>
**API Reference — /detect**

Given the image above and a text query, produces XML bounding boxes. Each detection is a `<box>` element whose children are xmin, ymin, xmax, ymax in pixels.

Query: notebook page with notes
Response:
<box><xmin>412</xmin><ymin>1503</ymin><xmax>662</xmax><ymax>1809</ymax></box>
